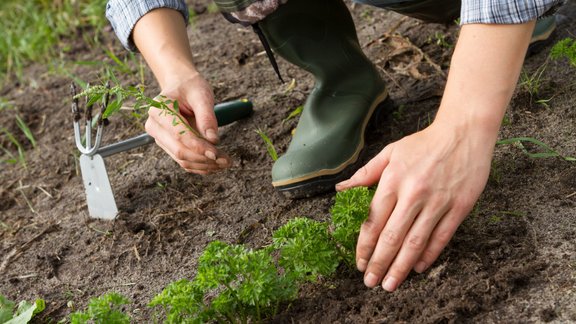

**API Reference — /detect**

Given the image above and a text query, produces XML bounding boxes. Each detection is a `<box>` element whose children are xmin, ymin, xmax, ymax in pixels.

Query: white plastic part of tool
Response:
<box><xmin>79</xmin><ymin>154</ymin><xmax>118</xmax><ymax>220</ymax></box>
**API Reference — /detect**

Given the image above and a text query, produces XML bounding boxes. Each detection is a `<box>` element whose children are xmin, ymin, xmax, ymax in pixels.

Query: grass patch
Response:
<box><xmin>0</xmin><ymin>0</ymin><xmax>108</xmax><ymax>82</ymax></box>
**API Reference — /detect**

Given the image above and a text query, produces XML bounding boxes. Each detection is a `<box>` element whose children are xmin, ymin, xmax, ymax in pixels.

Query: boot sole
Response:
<box><xmin>273</xmin><ymin>93</ymin><xmax>393</xmax><ymax>199</ymax></box>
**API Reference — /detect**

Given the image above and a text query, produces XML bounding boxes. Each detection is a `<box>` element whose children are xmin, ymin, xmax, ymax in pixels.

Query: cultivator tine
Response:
<box><xmin>71</xmin><ymin>82</ymin><xmax>105</xmax><ymax>156</ymax></box>
<box><xmin>71</xmin><ymin>84</ymin><xmax>85</xmax><ymax>153</ymax></box>
<box><xmin>84</xmin><ymin>83</ymin><xmax>94</xmax><ymax>151</ymax></box>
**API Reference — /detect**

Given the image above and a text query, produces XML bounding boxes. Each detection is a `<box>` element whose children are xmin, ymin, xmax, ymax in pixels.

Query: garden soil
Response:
<box><xmin>1</xmin><ymin>1</ymin><xmax>575</xmax><ymax>323</ymax></box>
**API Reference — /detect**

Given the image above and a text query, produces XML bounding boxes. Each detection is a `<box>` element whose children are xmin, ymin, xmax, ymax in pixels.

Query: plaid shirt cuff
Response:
<box><xmin>106</xmin><ymin>0</ymin><xmax>189</xmax><ymax>51</ymax></box>
<box><xmin>461</xmin><ymin>0</ymin><xmax>565</xmax><ymax>24</ymax></box>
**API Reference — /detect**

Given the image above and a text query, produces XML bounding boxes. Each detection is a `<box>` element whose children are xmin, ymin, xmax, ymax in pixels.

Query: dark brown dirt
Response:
<box><xmin>1</xmin><ymin>1</ymin><xmax>575</xmax><ymax>323</ymax></box>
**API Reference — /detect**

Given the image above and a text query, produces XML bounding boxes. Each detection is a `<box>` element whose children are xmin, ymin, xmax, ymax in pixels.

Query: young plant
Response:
<box><xmin>0</xmin><ymin>127</ymin><xmax>26</xmax><ymax>167</ymax></box>
<box><xmin>519</xmin><ymin>63</ymin><xmax>548</xmax><ymax>100</ymax></box>
<box><xmin>255</xmin><ymin>129</ymin><xmax>279</xmax><ymax>161</ymax></box>
<box><xmin>282</xmin><ymin>105</ymin><xmax>303</xmax><ymax>124</ymax></box>
<box><xmin>497</xmin><ymin>137</ymin><xmax>576</xmax><ymax>162</ymax></box>
<box><xmin>0</xmin><ymin>295</ymin><xmax>45</xmax><ymax>324</ymax></box>
<box><xmin>272</xmin><ymin>217</ymin><xmax>340</xmax><ymax>282</ymax></box>
<box><xmin>150</xmin><ymin>187</ymin><xmax>376</xmax><ymax>323</ymax></box>
<box><xmin>151</xmin><ymin>241</ymin><xmax>297</xmax><ymax>323</ymax></box>
<box><xmin>550</xmin><ymin>37</ymin><xmax>576</xmax><ymax>68</ymax></box>
<box><xmin>0</xmin><ymin>100</ymin><xmax>36</xmax><ymax>167</ymax></box>
<box><xmin>149</xmin><ymin>279</ymin><xmax>209</xmax><ymax>323</ymax></box>
<box><xmin>331</xmin><ymin>187</ymin><xmax>375</xmax><ymax>267</ymax></box>
<box><xmin>69</xmin><ymin>292</ymin><xmax>131</xmax><ymax>324</ymax></box>
<box><xmin>76</xmin><ymin>82</ymin><xmax>202</xmax><ymax>138</ymax></box>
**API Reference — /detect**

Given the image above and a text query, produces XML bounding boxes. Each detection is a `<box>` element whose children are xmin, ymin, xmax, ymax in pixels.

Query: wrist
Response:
<box><xmin>430</xmin><ymin>105</ymin><xmax>503</xmax><ymax>157</ymax></box>
<box><xmin>156</xmin><ymin>62</ymin><xmax>200</xmax><ymax>90</ymax></box>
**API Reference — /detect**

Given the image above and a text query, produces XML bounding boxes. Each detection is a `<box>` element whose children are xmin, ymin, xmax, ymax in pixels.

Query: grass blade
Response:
<box><xmin>255</xmin><ymin>129</ymin><xmax>278</xmax><ymax>161</ymax></box>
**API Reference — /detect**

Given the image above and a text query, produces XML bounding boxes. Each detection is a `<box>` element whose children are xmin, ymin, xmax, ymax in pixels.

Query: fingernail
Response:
<box><xmin>335</xmin><ymin>181</ymin><xmax>348</xmax><ymax>191</ymax></box>
<box><xmin>382</xmin><ymin>276</ymin><xmax>398</xmax><ymax>292</ymax></box>
<box><xmin>357</xmin><ymin>258</ymin><xmax>368</xmax><ymax>272</ymax></box>
<box><xmin>216</xmin><ymin>157</ymin><xmax>229</xmax><ymax>166</ymax></box>
<box><xmin>414</xmin><ymin>261</ymin><xmax>428</xmax><ymax>273</ymax></box>
<box><xmin>205</xmin><ymin>128</ymin><xmax>219</xmax><ymax>143</ymax></box>
<box><xmin>205</xmin><ymin>151</ymin><xmax>216</xmax><ymax>161</ymax></box>
<box><xmin>364</xmin><ymin>272</ymin><xmax>379</xmax><ymax>288</ymax></box>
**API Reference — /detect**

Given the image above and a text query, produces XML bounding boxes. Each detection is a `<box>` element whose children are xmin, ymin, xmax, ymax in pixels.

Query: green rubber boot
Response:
<box><xmin>257</xmin><ymin>0</ymin><xmax>388</xmax><ymax>198</ymax></box>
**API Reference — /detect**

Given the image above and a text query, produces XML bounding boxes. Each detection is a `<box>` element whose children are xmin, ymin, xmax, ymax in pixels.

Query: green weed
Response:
<box><xmin>69</xmin><ymin>292</ymin><xmax>130</xmax><ymax>324</ymax></box>
<box><xmin>519</xmin><ymin>63</ymin><xmax>548</xmax><ymax>101</ymax></box>
<box><xmin>497</xmin><ymin>137</ymin><xmax>576</xmax><ymax>162</ymax></box>
<box><xmin>0</xmin><ymin>295</ymin><xmax>45</xmax><ymax>324</ymax></box>
<box><xmin>255</xmin><ymin>129</ymin><xmax>279</xmax><ymax>161</ymax></box>
<box><xmin>282</xmin><ymin>105</ymin><xmax>303</xmax><ymax>124</ymax></box>
<box><xmin>0</xmin><ymin>100</ymin><xmax>36</xmax><ymax>167</ymax></box>
<box><xmin>428</xmin><ymin>32</ymin><xmax>453</xmax><ymax>49</ymax></box>
<box><xmin>77</xmin><ymin>82</ymin><xmax>202</xmax><ymax>138</ymax></box>
<box><xmin>550</xmin><ymin>37</ymin><xmax>576</xmax><ymax>68</ymax></box>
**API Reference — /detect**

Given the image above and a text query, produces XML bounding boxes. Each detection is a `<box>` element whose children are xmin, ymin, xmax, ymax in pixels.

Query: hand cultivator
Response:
<box><xmin>71</xmin><ymin>84</ymin><xmax>253</xmax><ymax>220</ymax></box>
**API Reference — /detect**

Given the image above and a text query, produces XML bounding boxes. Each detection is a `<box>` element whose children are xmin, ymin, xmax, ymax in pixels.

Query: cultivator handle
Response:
<box><xmin>214</xmin><ymin>98</ymin><xmax>254</xmax><ymax>126</ymax></box>
<box><xmin>97</xmin><ymin>99</ymin><xmax>253</xmax><ymax>158</ymax></box>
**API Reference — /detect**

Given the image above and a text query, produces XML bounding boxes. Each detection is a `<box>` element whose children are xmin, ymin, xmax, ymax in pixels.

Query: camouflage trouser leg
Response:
<box><xmin>213</xmin><ymin>0</ymin><xmax>460</xmax><ymax>25</ymax></box>
<box><xmin>213</xmin><ymin>0</ymin><xmax>287</xmax><ymax>24</ymax></box>
<box><xmin>353</xmin><ymin>0</ymin><xmax>460</xmax><ymax>24</ymax></box>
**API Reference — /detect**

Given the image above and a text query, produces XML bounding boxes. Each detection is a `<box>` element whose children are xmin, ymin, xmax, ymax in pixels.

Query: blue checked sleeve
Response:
<box><xmin>461</xmin><ymin>0</ymin><xmax>565</xmax><ymax>24</ymax></box>
<box><xmin>106</xmin><ymin>0</ymin><xmax>189</xmax><ymax>51</ymax></box>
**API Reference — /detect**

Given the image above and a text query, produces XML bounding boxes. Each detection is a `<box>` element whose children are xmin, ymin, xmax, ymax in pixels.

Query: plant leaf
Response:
<box><xmin>5</xmin><ymin>299</ymin><xmax>45</xmax><ymax>324</ymax></box>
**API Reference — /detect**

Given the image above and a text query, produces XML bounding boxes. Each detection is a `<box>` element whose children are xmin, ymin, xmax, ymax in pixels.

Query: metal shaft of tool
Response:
<box><xmin>97</xmin><ymin>133</ymin><xmax>154</xmax><ymax>158</ymax></box>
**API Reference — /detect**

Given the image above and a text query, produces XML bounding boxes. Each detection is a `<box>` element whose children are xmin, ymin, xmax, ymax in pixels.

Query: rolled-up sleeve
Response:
<box><xmin>106</xmin><ymin>0</ymin><xmax>189</xmax><ymax>51</ymax></box>
<box><xmin>461</xmin><ymin>0</ymin><xmax>565</xmax><ymax>24</ymax></box>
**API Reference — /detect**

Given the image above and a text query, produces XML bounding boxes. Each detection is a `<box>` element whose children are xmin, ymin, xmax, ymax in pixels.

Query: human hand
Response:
<box><xmin>145</xmin><ymin>72</ymin><xmax>231</xmax><ymax>175</ymax></box>
<box><xmin>336</xmin><ymin>121</ymin><xmax>495</xmax><ymax>291</ymax></box>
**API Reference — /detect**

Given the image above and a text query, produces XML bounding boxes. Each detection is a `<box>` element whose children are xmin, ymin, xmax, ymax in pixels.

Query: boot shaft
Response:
<box><xmin>257</xmin><ymin>0</ymin><xmax>383</xmax><ymax>93</ymax></box>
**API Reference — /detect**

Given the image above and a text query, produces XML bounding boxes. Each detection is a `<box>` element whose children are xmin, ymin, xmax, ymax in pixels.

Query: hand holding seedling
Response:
<box><xmin>133</xmin><ymin>8</ymin><xmax>231</xmax><ymax>174</ymax></box>
<box><xmin>337</xmin><ymin>22</ymin><xmax>535</xmax><ymax>292</ymax></box>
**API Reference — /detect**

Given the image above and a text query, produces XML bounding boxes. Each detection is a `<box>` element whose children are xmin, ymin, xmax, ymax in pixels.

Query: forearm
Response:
<box><xmin>434</xmin><ymin>22</ymin><xmax>536</xmax><ymax>144</ymax></box>
<box><xmin>133</xmin><ymin>8</ymin><xmax>198</xmax><ymax>89</ymax></box>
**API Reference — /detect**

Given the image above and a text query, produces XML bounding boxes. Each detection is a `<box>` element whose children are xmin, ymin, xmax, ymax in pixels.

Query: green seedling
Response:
<box><xmin>428</xmin><ymin>32</ymin><xmax>452</xmax><ymax>49</ymax></box>
<box><xmin>550</xmin><ymin>37</ymin><xmax>576</xmax><ymax>68</ymax></box>
<box><xmin>151</xmin><ymin>241</ymin><xmax>297</xmax><ymax>323</ymax></box>
<box><xmin>77</xmin><ymin>82</ymin><xmax>202</xmax><ymax>138</ymax></box>
<box><xmin>150</xmin><ymin>187</ymin><xmax>375</xmax><ymax>323</ymax></box>
<box><xmin>69</xmin><ymin>292</ymin><xmax>131</xmax><ymax>324</ymax></box>
<box><xmin>255</xmin><ymin>129</ymin><xmax>279</xmax><ymax>161</ymax></box>
<box><xmin>282</xmin><ymin>105</ymin><xmax>303</xmax><ymax>124</ymax></box>
<box><xmin>0</xmin><ymin>127</ymin><xmax>26</xmax><ymax>167</ymax></box>
<box><xmin>0</xmin><ymin>295</ymin><xmax>45</xmax><ymax>324</ymax></box>
<box><xmin>489</xmin><ymin>210</ymin><xmax>525</xmax><ymax>223</ymax></box>
<box><xmin>497</xmin><ymin>137</ymin><xmax>576</xmax><ymax>162</ymax></box>
<box><xmin>273</xmin><ymin>217</ymin><xmax>340</xmax><ymax>282</ymax></box>
<box><xmin>0</xmin><ymin>100</ymin><xmax>34</xmax><ymax>167</ymax></box>
<box><xmin>331</xmin><ymin>187</ymin><xmax>375</xmax><ymax>267</ymax></box>
<box><xmin>519</xmin><ymin>63</ymin><xmax>548</xmax><ymax>100</ymax></box>
<box><xmin>15</xmin><ymin>115</ymin><xmax>36</xmax><ymax>148</ymax></box>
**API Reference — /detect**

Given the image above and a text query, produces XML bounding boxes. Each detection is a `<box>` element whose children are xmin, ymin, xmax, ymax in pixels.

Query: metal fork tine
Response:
<box><xmin>71</xmin><ymin>83</ymin><xmax>86</xmax><ymax>153</ymax></box>
<box><xmin>85</xmin><ymin>84</ymin><xmax>94</xmax><ymax>151</ymax></box>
